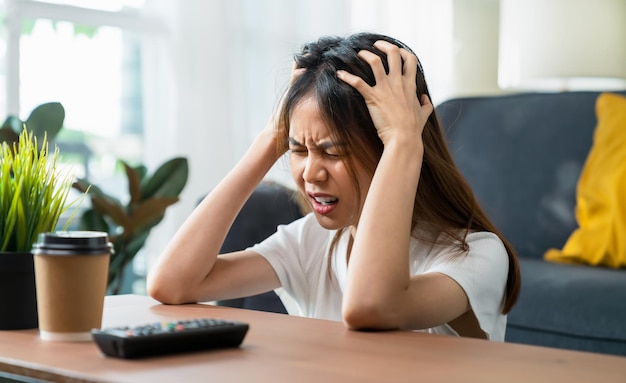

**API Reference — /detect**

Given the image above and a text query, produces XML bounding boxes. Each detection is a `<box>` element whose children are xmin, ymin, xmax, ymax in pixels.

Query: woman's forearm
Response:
<box><xmin>343</xmin><ymin>136</ymin><xmax>423</xmax><ymax>328</ymax></box>
<box><xmin>147</xmin><ymin>129</ymin><xmax>282</xmax><ymax>303</ymax></box>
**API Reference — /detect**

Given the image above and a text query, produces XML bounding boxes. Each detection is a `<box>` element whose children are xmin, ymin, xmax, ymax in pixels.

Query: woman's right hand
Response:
<box><xmin>336</xmin><ymin>41</ymin><xmax>432</xmax><ymax>148</ymax></box>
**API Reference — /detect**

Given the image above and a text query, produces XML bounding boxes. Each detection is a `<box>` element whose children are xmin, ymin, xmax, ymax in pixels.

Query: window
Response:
<box><xmin>1</xmin><ymin>0</ymin><xmax>150</xmax><ymax>294</ymax></box>
<box><xmin>1</xmin><ymin>0</ymin><xmax>145</xmax><ymax>185</ymax></box>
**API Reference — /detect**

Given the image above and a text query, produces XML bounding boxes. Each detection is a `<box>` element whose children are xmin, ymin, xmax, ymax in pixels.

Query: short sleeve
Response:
<box><xmin>427</xmin><ymin>232</ymin><xmax>509</xmax><ymax>340</ymax></box>
<box><xmin>249</xmin><ymin>214</ymin><xmax>330</xmax><ymax>305</ymax></box>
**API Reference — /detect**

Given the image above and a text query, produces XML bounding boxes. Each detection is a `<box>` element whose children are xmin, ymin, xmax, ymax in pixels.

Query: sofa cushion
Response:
<box><xmin>506</xmin><ymin>258</ymin><xmax>626</xmax><ymax>355</ymax></box>
<box><xmin>545</xmin><ymin>93</ymin><xmax>626</xmax><ymax>268</ymax></box>
<box><xmin>437</xmin><ymin>91</ymin><xmax>626</xmax><ymax>356</ymax></box>
<box><xmin>438</xmin><ymin>91</ymin><xmax>626</xmax><ymax>260</ymax></box>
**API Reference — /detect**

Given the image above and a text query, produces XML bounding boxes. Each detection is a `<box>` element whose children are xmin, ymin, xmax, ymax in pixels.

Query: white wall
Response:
<box><xmin>450</xmin><ymin>0</ymin><xmax>504</xmax><ymax>97</ymax></box>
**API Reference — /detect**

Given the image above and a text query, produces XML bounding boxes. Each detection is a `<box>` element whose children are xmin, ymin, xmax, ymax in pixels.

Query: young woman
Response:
<box><xmin>147</xmin><ymin>32</ymin><xmax>521</xmax><ymax>341</ymax></box>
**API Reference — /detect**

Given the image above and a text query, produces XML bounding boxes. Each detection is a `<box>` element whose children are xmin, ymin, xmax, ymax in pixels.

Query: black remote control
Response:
<box><xmin>91</xmin><ymin>318</ymin><xmax>249</xmax><ymax>359</ymax></box>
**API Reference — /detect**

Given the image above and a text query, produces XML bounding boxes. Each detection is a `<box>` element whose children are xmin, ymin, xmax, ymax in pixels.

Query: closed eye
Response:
<box><xmin>322</xmin><ymin>151</ymin><xmax>341</xmax><ymax>158</ymax></box>
<box><xmin>288</xmin><ymin>146</ymin><xmax>308</xmax><ymax>155</ymax></box>
<box><xmin>288</xmin><ymin>137</ymin><xmax>344</xmax><ymax>158</ymax></box>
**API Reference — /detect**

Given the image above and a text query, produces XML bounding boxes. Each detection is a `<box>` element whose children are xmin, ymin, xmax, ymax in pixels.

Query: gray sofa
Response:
<box><xmin>218</xmin><ymin>91</ymin><xmax>626</xmax><ymax>356</ymax></box>
<box><xmin>438</xmin><ymin>91</ymin><xmax>626</xmax><ymax>356</ymax></box>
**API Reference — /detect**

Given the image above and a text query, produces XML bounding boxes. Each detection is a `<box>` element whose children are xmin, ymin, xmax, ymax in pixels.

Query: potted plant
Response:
<box><xmin>73</xmin><ymin>157</ymin><xmax>188</xmax><ymax>295</ymax></box>
<box><xmin>0</xmin><ymin>102</ymin><xmax>81</xmax><ymax>329</ymax></box>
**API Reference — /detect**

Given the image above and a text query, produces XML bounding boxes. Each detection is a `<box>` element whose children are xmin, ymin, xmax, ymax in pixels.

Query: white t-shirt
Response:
<box><xmin>250</xmin><ymin>213</ymin><xmax>509</xmax><ymax>341</ymax></box>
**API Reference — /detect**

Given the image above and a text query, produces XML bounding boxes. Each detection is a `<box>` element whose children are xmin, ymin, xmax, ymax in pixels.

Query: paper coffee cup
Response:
<box><xmin>32</xmin><ymin>231</ymin><xmax>112</xmax><ymax>342</ymax></box>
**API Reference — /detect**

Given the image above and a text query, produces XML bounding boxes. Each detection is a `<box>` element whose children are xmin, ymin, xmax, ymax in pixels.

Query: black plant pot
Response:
<box><xmin>0</xmin><ymin>252</ymin><xmax>38</xmax><ymax>330</ymax></box>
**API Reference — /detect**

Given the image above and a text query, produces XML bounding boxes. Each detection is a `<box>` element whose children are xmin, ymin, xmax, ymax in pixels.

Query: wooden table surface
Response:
<box><xmin>0</xmin><ymin>294</ymin><xmax>625</xmax><ymax>383</ymax></box>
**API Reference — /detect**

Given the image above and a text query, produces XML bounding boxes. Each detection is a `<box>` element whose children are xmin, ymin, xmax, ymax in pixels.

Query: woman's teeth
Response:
<box><xmin>314</xmin><ymin>196</ymin><xmax>337</xmax><ymax>205</ymax></box>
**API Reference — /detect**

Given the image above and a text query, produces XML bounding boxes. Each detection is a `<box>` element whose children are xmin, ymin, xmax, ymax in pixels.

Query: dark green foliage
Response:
<box><xmin>1</xmin><ymin>101</ymin><xmax>188</xmax><ymax>295</ymax></box>
<box><xmin>0</xmin><ymin>103</ymin><xmax>73</xmax><ymax>252</ymax></box>
<box><xmin>73</xmin><ymin>157</ymin><xmax>189</xmax><ymax>294</ymax></box>
<box><xmin>0</xmin><ymin>102</ymin><xmax>65</xmax><ymax>149</ymax></box>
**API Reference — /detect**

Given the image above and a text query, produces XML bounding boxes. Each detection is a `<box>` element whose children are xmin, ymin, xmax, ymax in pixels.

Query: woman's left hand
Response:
<box><xmin>336</xmin><ymin>40</ymin><xmax>433</xmax><ymax>146</ymax></box>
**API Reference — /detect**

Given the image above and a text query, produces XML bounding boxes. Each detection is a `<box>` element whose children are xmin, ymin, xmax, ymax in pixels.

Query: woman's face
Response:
<box><xmin>288</xmin><ymin>96</ymin><xmax>372</xmax><ymax>231</ymax></box>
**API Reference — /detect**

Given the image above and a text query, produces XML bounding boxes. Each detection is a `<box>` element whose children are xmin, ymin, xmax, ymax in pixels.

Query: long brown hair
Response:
<box><xmin>276</xmin><ymin>33</ymin><xmax>520</xmax><ymax>314</ymax></box>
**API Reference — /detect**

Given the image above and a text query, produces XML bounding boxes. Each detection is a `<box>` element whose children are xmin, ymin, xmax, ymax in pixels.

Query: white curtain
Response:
<box><xmin>139</xmin><ymin>0</ymin><xmax>454</xmax><ymax>270</ymax></box>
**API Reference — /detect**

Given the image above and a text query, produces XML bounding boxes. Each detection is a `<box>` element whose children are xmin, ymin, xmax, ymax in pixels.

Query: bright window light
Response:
<box><xmin>20</xmin><ymin>19</ymin><xmax>124</xmax><ymax>138</ymax></box>
<box><xmin>34</xmin><ymin>0</ymin><xmax>144</xmax><ymax>12</ymax></box>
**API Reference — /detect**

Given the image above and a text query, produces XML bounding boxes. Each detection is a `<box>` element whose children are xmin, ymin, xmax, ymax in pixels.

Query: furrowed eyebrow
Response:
<box><xmin>317</xmin><ymin>142</ymin><xmax>339</xmax><ymax>150</ymax></box>
<box><xmin>288</xmin><ymin>137</ymin><xmax>303</xmax><ymax>146</ymax></box>
<box><xmin>288</xmin><ymin>137</ymin><xmax>342</xmax><ymax>151</ymax></box>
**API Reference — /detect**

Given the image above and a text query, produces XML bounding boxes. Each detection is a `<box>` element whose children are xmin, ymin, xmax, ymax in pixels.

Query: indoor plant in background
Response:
<box><xmin>72</xmin><ymin>157</ymin><xmax>188</xmax><ymax>295</ymax></box>
<box><xmin>0</xmin><ymin>102</ymin><xmax>80</xmax><ymax>330</ymax></box>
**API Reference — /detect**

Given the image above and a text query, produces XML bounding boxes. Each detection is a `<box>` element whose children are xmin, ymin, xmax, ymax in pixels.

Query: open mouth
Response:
<box><xmin>308</xmin><ymin>193</ymin><xmax>338</xmax><ymax>215</ymax></box>
<box><xmin>312</xmin><ymin>195</ymin><xmax>338</xmax><ymax>206</ymax></box>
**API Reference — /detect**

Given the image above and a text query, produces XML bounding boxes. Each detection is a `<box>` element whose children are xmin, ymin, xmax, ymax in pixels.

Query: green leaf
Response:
<box><xmin>73</xmin><ymin>178</ymin><xmax>122</xmax><ymax>206</ymax></box>
<box><xmin>134</xmin><ymin>164</ymin><xmax>148</xmax><ymax>181</ymax></box>
<box><xmin>25</xmin><ymin>102</ymin><xmax>65</xmax><ymax>145</ymax></box>
<box><xmin>111</xmin><ymin>231</ymin><xmax>150</xmax><ymax>274</ymax></box>
<box><xmin>0</xmin><ymin>129</ymin><xmax>77</xmax><ymax>251</ymax></box>
<box><xmin>79</xmin><ymin>208</ymin><xmax>110</xmax><ymax>233</ymax></box>
<box><xmin>141</xmin><ymin>157</ymin><xmax>188</xmax><ymax>199</ymax></box>
<box><xmin>73</xmin><ymin>24</ymin><xmax>99</xmax><ymax>38</ymax></box>
<box><xmin>1</xmin><ymin>116</ymin><xmax>23</xmax><ymax>133</ymax></box>
<box><xmin>21</xmin><ymin>19</ymin><xmax>36</xmax><ymax>35</ymax></box>
<box><xmin>123</xmin><ymin>161</ymin><xmax>142</xmax><ymax>204</ymax></box>
<box><xmin>127</xmin><ymin>197</ymin><xmax>178</xmax><ymax>234</ymax></box>
<box><xmin>66</xmin><ymin>152</ymin><xmax>187</xmax><ymax>293</ymax></box>
<box><xmin>72</xmin><ymin>178</ymin><xmax>91</xmax><ymax>193</ymax></box>
<box><xmin>124</xmin><ymin>230</ymin><xmax>151</xmax><ymax>260</ymax></box>
<box><xmin>107</xmin><ymin>230</ymin><xmax>150</xmax><ymax>288</ymax></box>
<box><xmin>91</xmin><ymin>195</ymin><xmax>129</xmax><ymax>228</ymax></box>
<box><xmin>1</xmin><ymin>174</ymin><xmax>23</xmax><ymax>251</ymax></box>
<box><xmin>0</xmin><ymin>130</ymin><xmax>18</xmax><ymax>149</ymax></box>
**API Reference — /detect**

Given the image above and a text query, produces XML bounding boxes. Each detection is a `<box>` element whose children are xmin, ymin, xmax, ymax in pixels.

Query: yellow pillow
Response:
<box><xmin>545</xmin><ymin>92</ymin><xmax>626</xmax><ymax>268</ymax></box>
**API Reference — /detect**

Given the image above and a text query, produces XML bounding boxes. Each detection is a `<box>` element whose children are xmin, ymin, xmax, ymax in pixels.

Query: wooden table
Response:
<box><xmin>0</xmin><ymin>294</ymin><xmax>624</xmax><ymax>383</ymax></box>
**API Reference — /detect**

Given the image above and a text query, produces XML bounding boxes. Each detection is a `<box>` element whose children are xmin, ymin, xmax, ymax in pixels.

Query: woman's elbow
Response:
<box><xmin>146</xmin><ymin>272</ymin><xmax>189</xmax><ymax>305</ymax></box>
<box><xmin>342</xmin><ymin>300</ymin><xmax>400</xmax><ymax>331</ymax></box>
